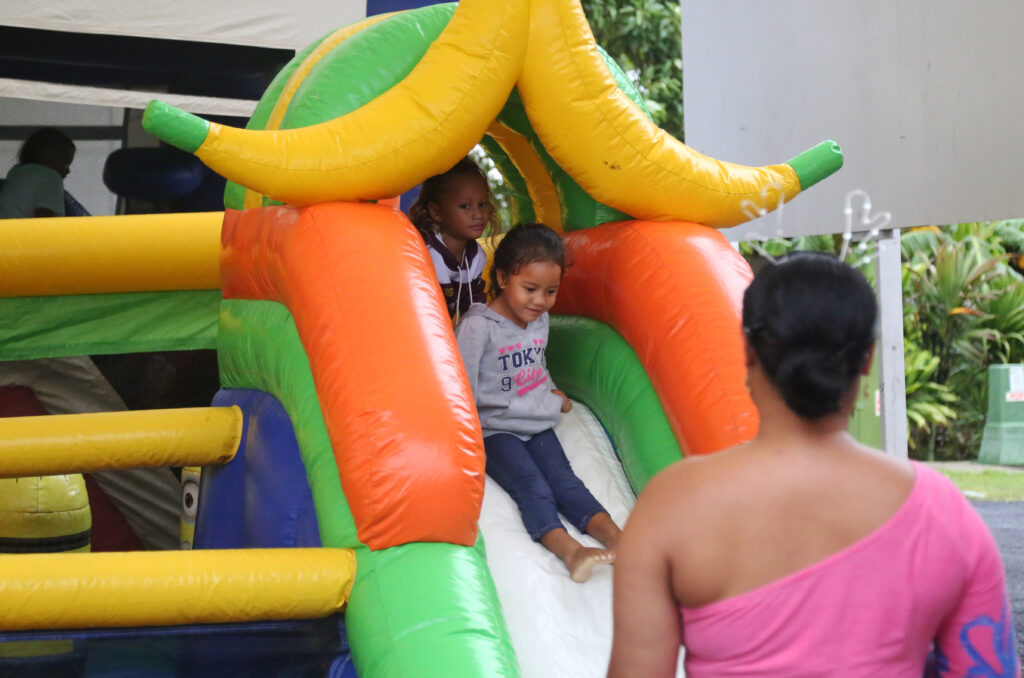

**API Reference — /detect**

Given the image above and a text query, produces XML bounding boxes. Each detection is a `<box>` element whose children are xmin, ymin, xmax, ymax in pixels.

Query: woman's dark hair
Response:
<box><xmin>490</xmin><ymin>223</ymin><xmax>565</xmax><ymax>297</ymax></box>
<box><xmin>742</xmin><ymin>252</ymin><xmax>877</xmax><ymax>420</ymax></box>
<box><xmin>408</xmin><ymin>157</ymin><xmax>499</xmax><ymax>236</ymax></box>
<box><xmin>19</xmin><ymin>127</ymin><xmax>75</xmax><ymax>165</ymax></box>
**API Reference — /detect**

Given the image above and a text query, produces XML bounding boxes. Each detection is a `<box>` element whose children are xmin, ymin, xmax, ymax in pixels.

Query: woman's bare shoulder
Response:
<box><xmin>629</xmin><ymin>445</ymin><xmax>752</xmax><ymax>531</ymax></box>
<box><xmin>653</xmin><ymin>443</ymin><xmax>756</xmax><ymax>488</ymax></box>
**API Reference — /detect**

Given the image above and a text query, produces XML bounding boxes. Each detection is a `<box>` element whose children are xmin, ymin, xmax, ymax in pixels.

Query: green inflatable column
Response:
<box><xmin>346</xmin><ymin>540</ymin><xmax>519</xmax><ymax>678</ymax></box>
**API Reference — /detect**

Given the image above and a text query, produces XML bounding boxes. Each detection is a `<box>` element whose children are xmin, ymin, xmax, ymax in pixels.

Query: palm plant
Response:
<box><xmin>740</xmin><ymin>221</ymin><xmax>1024</xmax><ymax>459</ymax></box>
<box><xmin>904</xmin><ymin>237</ymin><xmax>1001</xmax><ymax>379</ymax></box>
<box><xmin>903</xmin><ymin>344</ymin><xmax>958</xmax><ymax>455</ymax></box>
<box><xmin>974</xmin><ymin>280</ymin><xmax>1024</xmax><ymax>364</ymax></box>
<box><xmin>902</xmin><ymin>224</ymin><xmax>1024</xmax><ymax>459</ymax></box>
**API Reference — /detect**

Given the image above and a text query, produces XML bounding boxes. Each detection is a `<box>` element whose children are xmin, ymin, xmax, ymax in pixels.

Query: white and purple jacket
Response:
<box><xmin>423</xmin><ymin>231</ymin><xmax>486</xmax><ymax>321</ymax></box>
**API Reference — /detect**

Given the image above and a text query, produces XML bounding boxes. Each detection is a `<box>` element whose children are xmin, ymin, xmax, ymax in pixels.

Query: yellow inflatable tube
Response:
<box><xmin>0</xmin><ymin>212</ymin><xmax>221</xmax><ymax>297</ymax></box>
<box><xmin>243</xmin><ymin>12</ymin><xmax>396</xmax><ymax>208</ymax></box>
<box><xmin>0</xmin><ymin>548</ymin><xmax>356</xmax><ymax>630</ymax></box>
<box><xmin>517</xmin><ymin>0</ymin><xmax>833</xmax><ymax>227</ymax></box>
<box><xmin>0</xmin><ymin>407</ymin><xmax>242</xmax><ymax>478</ymax></box>
<box><xmin>486</xmin><ymin>120</ymin><xmax>563</xmax><ymax>232</ymax></box>
<box><xmin>144</xmin><ymin>0</ymin><xmax>530</xmax><ymax>205</ymax></box>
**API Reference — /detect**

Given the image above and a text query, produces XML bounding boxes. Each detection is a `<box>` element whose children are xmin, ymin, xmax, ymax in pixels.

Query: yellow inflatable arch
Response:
<box><xmin>143</xmin><ymin>0</ymin><xmax>841</xmax><ymax>230</ymax></box>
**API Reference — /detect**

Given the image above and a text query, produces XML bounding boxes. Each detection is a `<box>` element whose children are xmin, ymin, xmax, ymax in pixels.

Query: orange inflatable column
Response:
<box><xmin>554</xmin><ymin>220</ymin><xmax>758</xmax><ymax>456</ymax></box>
<box><xmin>221</xmin><ymin>203</ymin><xmax>484</xmax><ymax>549</ymax></box>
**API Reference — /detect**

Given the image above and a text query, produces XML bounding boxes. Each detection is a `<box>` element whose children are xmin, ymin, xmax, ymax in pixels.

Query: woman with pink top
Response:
<box><xmin>608</xmin><ymin>252</ymin><xmax>1019</xmax><ymax>678</ymax></box>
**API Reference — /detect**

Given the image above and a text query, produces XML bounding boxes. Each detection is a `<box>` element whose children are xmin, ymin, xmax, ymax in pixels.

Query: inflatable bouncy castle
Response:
<box><xmin>0</xmin><ymin>0</ymin><xmax>841</xmax><ymax>675</ymax></box>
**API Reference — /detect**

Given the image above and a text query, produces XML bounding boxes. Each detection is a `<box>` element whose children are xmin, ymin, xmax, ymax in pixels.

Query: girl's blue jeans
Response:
<box><xmin>484</xmin><ymin>429</ymin><xmax>607</xmax><ymax>541</ymax></box>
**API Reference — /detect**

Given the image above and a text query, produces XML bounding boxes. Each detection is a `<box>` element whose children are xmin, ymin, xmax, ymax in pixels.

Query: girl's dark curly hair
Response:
<box><xmin>490</xmin><ymin>223</ymin><xmax>565</xmax><ymax>298</ymax></box>
<box><xmin>408</xmin><ymin>157</ymin><xmax>500</xmax><ymax>236</ymax></box>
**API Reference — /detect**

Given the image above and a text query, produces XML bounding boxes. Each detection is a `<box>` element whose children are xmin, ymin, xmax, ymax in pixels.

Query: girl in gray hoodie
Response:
<box><xmin>455</xmin><ymin>223</ymin><xmax>621</xmax><ymax>582</ymax></box>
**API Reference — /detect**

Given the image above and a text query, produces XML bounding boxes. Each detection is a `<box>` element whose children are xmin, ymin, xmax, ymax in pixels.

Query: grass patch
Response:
<box><xmin>937</xmin><ymin>469</ymin><xmax>1024</xmax><ymax>501</ymax></box>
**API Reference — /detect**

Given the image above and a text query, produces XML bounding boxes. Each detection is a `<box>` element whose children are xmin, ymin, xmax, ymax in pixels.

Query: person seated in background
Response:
<box><xmin>0</xmin><ymin>127</ymin><xmax>179</xmax><ymax>550</ymax></box>
<box><xmin>608</xmin><ymin>252</ymin><xmax>1019</xmax><ymax>678</ymax></box>
<box><xmin>0</xmin><ymin>127</ymin><xmax>77</xmax><ymax>218</ymax></box>
<box><xmin>409</xmin><ymin>157</ymin><xmax>498</xmax><ymax>325</ymax></box>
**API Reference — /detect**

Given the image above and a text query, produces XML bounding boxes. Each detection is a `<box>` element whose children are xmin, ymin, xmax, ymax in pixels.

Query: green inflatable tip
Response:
<box><xmin>787</xmin><ymin>140</ymin><xmax>844</xmax><ymax>191</ymax></box>
<box><xmin>142</xmin><ymin>100</ymin><xmax>210</xmax><ymax>154</ymax></box>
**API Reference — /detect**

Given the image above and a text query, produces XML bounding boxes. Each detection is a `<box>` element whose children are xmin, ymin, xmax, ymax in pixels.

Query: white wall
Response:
<box><xmin>0</xmin><ymin>0</ymin><xmax>367</xmax><ymax>50</ymax></box>
<box><xmin>0</xmin><ymin>98</ymin><xmax>120</xmax><ymax>216</ymax></box>
<box><xmin>682</xmin><ymin>0</ymin><xmax>1024</xmax><ymax>239</ymax></box>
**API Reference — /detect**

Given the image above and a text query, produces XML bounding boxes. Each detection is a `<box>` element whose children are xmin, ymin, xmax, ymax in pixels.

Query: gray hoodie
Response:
<box><xmin>454</xmin><ymin>303</ymin><xmax>564</xmax><ymax>440</ymax></box>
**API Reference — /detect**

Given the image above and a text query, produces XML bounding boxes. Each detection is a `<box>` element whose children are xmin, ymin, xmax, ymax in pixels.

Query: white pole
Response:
<box><xmin>875</xmin><ymin>228</ymin><xmax>908</xmax><ymax>457</ymax></box>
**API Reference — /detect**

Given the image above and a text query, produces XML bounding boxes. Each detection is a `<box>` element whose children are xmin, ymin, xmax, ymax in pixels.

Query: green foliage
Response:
<box><xmin>901</xmin><ymin>223</ymin><xmax>1024</xmax><ymax>459</ymax></box>
<box><xmin>903</xmin><ymin>343</ymin><xmax>958</xmax><ymax>452</ymax></box>
<box><xmin>975</xmin><ymin>279</ymin><xmax>1024</xmax><ymax>364</ymax></box>
<box><xmin>993</xmin><ymin>219</ymin><xmax>1024</xmax><ymax>251</ymax></box>
<box><xmin>581</xmin><ymin>0</ymin><xmax>684</xmax><ymax>140</ymax></box>
<box><xmin>736</xmin><ymin>233</ymin><xmax>870</xmax><ymax>277</ymax></box>
<box><xmin>469</xmin><ymin>145</ymin><xmax>514</xmax><ymax>233</ymax></box>
<box><xmin>739</xmin><ymin>221</ymin><xmax>1024</xmax><ymax>461</ymax></box>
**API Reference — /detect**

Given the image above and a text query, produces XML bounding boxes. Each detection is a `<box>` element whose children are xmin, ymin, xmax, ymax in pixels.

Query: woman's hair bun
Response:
<box><xmin>742</xmin><ymin>252</ymin><xmax>876</xmax><ymax>420</ymax></box>
<box><xmin>774</xmin><ymin>347</ymin><xmax>852</xmax><ymax>419</ymax></box>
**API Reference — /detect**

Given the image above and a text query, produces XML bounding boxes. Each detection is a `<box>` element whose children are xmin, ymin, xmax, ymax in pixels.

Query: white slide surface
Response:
<box><xmin>479</xmin><ymin>401</ymin><xmax>685</xmax><ymax>678</ymax></box>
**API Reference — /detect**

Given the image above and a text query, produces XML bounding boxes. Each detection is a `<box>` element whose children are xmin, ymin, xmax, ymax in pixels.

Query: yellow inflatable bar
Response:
<box><xmin>0</xmin><ymin>548</ymin><xmax>356</xmax><ymax>630</ymax></box>
<box><xmin>243</xmin><ymin>13</ymin><xmax>396</xmax><ymax>208</ymax></box>
<box><xmin>0</xmin><ymin>212</ymin><xmax>221</xmax><ymax>297</ymax></box>
<box><xmin>485</xmin><ymin>120</ymin><xmax>563</xmax><ymax>232</ymax></box>
<box><xmin>0</xmin><ymin>407</ymin><xmax>242</xmax><ymax>477</ymax></box>
<box><xmin>144</xmin><ymin>0</ymin><xmax>530</xmax><ymax>206</ymax></box>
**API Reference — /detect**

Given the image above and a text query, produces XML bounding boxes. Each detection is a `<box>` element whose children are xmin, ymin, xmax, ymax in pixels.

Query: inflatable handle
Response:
<box><xmin>0</xmin><ymin>548</ymin><xmax>356</xmax><ymax>630</ymax></box>
<box><xmin>143</xmin><ymin>100</ymin><xmax>209</xmax><ymax>154</ymax></box>
<box><xmin>0</xmin><ymin>212</ymin><xmax>222</xmax><ymax>297</ymax></box>
<box><xmin>787</xmin><ymin>140</ymin><xmax>844</xmax><ymax>191</ymax></box>
<box><xmin>0</xmin><ymin>407</ymin><xmax>242</xmax><ymax>478</ymax></box>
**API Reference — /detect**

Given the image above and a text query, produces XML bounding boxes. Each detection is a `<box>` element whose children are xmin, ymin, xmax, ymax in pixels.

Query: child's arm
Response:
<box><xmin>454</xmin><ymin>317</ymin><xmax>488</xmax><ymax>398</ymax></box>
<box><xmin>539</xmin><ymin>332</ymin><xmax>571</xmax><ymax>412</ymax></box>
<box><xmin>552</xmin><ymin>389</ymin><xmax>572</xmax><ymax>413</ymax></box>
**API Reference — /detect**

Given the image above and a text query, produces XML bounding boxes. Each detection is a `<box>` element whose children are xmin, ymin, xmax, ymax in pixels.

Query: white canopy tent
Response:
<box><xmin>2</xmin><ymin>0</ymin><xmax>366</xmax><ymax>49</ymax></box>
<box><xmin>0</xmin><ymin>1</ymin><xmax>376</xmax><ymax>213</ymax></box>
<box><xmin>0</xmin><ymin>0</ymin><xmax>369</xmax><ymax>116</ymax></box>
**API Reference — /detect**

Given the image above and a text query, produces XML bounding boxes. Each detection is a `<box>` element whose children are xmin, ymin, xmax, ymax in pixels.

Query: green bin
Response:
<box><xmin>979</xmin><ymin>364</ymin><xmax>1024</xmax><ymax>466</ymax></box>
<box><xmin>849</xmin><ymin>351</ymin><xmax>881</xmax><ymax>449</ymax></box>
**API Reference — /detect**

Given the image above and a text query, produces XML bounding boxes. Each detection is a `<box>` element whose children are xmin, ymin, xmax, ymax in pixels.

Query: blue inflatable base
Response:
<box><xmin>198</xmin><ymin>388</ymin><xmax>321</xmax><ymax>550</ymax></box>
<box><xmin>0</xmin><ymin>615</ymin><xmax>357</xmax><ymax>678</ymax></box>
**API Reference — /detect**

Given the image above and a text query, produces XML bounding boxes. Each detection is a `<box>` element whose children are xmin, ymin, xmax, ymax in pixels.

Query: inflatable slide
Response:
<box><xmin>0</xmin><ymin>0</ymin><xmax>842</xmax><ymax>675</ymax></box>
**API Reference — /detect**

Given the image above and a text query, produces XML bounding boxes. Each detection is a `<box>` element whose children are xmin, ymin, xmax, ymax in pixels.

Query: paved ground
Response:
<box><xmin>970</xmin><ymin>500</ymin><xmax>1024</xmax><ymax>661</ymax></box>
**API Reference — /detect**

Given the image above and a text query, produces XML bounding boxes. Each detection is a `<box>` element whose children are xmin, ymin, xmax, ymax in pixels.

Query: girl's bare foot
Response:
<box><xmin>540</xmin><ymin>527</ymin><xmax>615</xmax><ymax>582</ymax></box>
<box><xmin>566</xmin><ymin>546</ymin><xmax>615</xmax><ymax>583</ymax></box>
<box><xmin>585</xmin><ymin>512</ymin><xmax>622</xmax><ymax>551</ymax></box>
